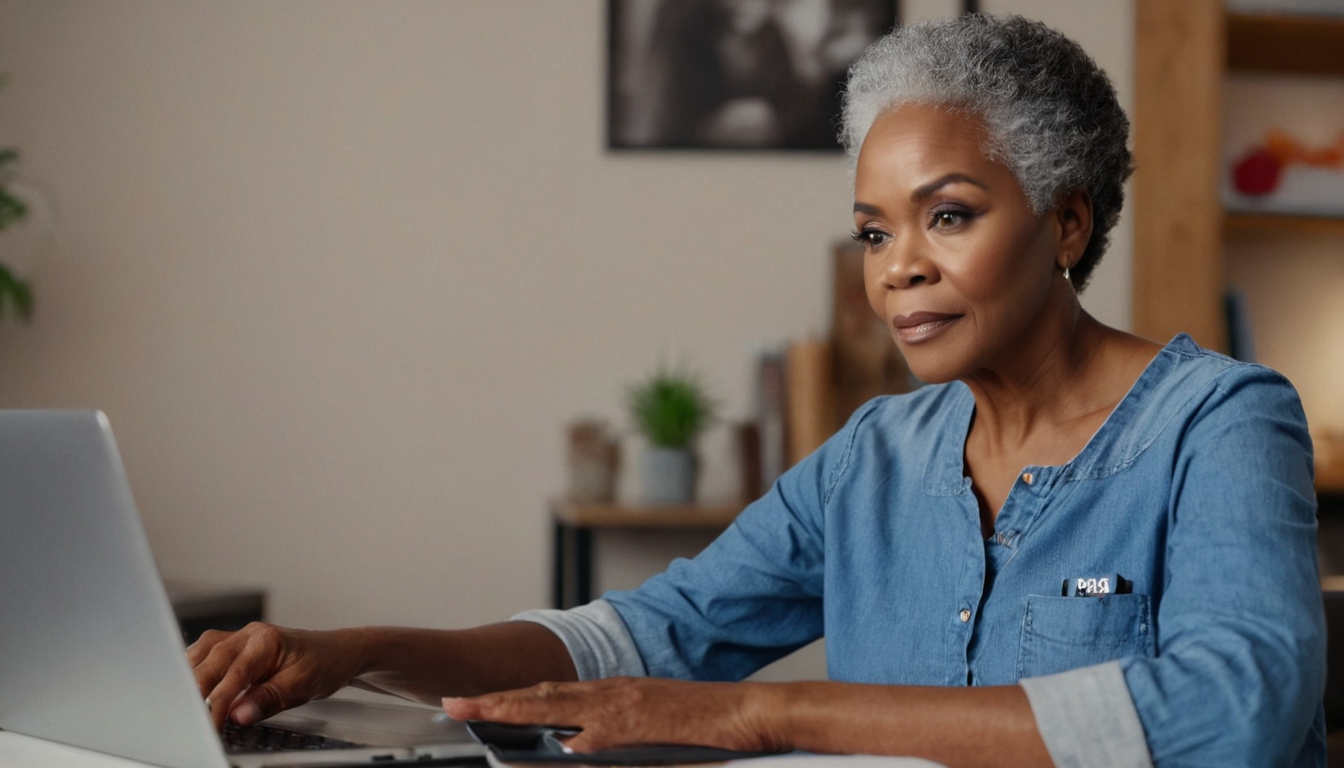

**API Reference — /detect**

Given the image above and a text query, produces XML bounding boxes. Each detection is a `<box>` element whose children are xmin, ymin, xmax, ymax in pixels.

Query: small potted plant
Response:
<box><xmin>627</xmin><ymin>364</ymin><xmax>715</xmax><ymax>506</ymax></box>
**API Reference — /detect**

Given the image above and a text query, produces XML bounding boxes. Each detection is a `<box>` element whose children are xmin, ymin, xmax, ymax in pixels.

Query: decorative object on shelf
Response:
<box><xmin>627</xmin><ymin>364</ymin><xmax>715</xmax><ymax>505</ymax></box>
<box><xmin>734</xmin><ymin>420</ymin><xmax>762</xmax><ymax>502</ymax></box>
<box><xmin>1226</xmin><ymin>128</ymin><xmax>1344</xmax><ymax>216</ymax></box>
<box><xmin>606</xmin><ymin>0</ymin><xmax>896</xmax><ymax>150</ymax></box>
<box><xmin>566</xmin><ymin>419</ymin><xmax>620</xmax><ymax>504</ymax></box>
<box><xmin>785</xmin><ymin>336</ymin><xmax>835</xmax><ymax>465</ymax></box>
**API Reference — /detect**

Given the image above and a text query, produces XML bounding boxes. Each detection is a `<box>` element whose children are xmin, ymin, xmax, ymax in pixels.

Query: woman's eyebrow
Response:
<box><xmin>853</xmin><ymin>201</ymin><xmax>884</xmax><ymax>216</ymax></box>
<box><xmin>911</xmin><ymin>173</ymin><xmax>987</xmax><ymax>201</ymax></box>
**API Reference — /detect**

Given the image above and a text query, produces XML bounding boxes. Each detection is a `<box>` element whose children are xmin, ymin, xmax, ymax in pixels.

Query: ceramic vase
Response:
<box><xmin>640</xmin><ymin>447</ymin><xmax>697</xmax><ymax>505</ymax></box>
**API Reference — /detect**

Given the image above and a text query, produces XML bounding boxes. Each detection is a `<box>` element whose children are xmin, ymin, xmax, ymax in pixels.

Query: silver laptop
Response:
<box><xmin>0</xmin><ymin>410</ymin><xmax>484</xmax><ymax>768</ymax></box>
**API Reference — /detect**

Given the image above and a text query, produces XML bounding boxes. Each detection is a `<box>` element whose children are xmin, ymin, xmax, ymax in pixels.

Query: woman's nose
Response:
<box><xmin>878</xmin><ymin>234</ymin><xmax>937</xmax><ymax>289</ymax></box>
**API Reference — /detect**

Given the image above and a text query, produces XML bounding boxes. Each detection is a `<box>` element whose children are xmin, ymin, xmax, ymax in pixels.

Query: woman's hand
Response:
<box><xmin>441</xmin><ymin>677</ymin><xmax>789</xmax><ymax>754</ymax></box>
<box><xmin>187</xmin><ymin>622</ymin><xmax>367</xmax><ymax>731</ymax></box>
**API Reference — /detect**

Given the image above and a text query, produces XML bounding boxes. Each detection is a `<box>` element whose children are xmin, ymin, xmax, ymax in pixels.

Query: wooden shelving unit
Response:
<box><xmin>1227</xmin><ymin>12</ymin><xmax>1344</xmax><ymax>76</ymax></box>
<box><xmin>1133</xmin><ymin>1</ymin><xmax>1344</xmax><ymax>495</ymax></box>
<box><xmin>551</xmin><ymin>500</ymin><xmax>743</xmax><ymax>529</ymax></box>
<box><xmin>1225</xmin><ymin>212</ymin><xmax>1344</xmax><ymax>235</ymax></box>
<box><xmin>549</xmin><ymin>499</ymin><xmax>744</xmax><ymax>609</ymax></box>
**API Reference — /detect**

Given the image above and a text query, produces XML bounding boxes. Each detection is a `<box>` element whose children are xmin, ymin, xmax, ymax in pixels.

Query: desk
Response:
<box><xmin>550</xmin><ymin>500</ymin><xmax>743</xmax><ymax>609</ymax></box>
<box><xmin>0</xmin><ymin>731</ymin><xmax>147</xmax><ymax>767</ymax></box>
<box><xmin>0</xmin><ymin>731</ymin><xmax>949</xmax><ymax>768</ymax></box>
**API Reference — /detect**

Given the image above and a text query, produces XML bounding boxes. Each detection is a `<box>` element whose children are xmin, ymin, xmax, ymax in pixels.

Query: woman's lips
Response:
<box><xmin>892</xmin><ymin>312</ymin><xmax>962</xmax><ymax>343</ymax></box>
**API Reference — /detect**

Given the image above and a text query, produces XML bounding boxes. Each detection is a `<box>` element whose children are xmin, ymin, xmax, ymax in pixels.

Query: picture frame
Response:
<box><xmin>607</xmin><ymin>0</ymin><xmax>898</xmax><ymax>151</ymax></box>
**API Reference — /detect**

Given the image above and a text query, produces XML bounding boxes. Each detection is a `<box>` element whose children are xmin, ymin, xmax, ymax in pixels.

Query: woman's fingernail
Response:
<box><xmin>233</xmin><ymin>701</ymin><xmax>261</xmax><ymax>725</ymax></box>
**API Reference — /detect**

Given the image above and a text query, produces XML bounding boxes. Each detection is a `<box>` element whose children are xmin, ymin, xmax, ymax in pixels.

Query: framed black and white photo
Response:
<box><xmin>607</xmin><ymin>0</ymin><xmax>898</xmax><ymax>150</ymax></box>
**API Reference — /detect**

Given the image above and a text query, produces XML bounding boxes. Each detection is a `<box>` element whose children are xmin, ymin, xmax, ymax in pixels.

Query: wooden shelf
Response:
<box><xmin>1227</xmin><ymin>12</ymin><xmax>1344</xmax><ymax>76</ymax></box>
<box><xmin>550</xmin><ymin>499</ymin><xmax>745</xmax><ymax>609</ymax></box>
<box><xmin>1225</xmin><ymin>211</ymin><xmax>1344</xmax><ymax>235</ymax></box>
<box><xmin>551</xmin><ymin>499</ymin><xmax>743</xmax><ymax>529</ymax></box>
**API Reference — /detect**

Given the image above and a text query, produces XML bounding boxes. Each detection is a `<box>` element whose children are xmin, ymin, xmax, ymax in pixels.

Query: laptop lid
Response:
<box><xmin>0</xmin><ymin>410</ymin><xmax>229</xmax><ymax>768</ymax></box>
<box><xmin>0</xmin><ymin>411</ymin><xmax>480</xmax><ymax>768</ymax></box>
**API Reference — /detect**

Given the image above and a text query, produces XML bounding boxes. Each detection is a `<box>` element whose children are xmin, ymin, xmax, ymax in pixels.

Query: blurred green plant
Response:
<box><xmin>627</xmin><ymin>365</ymin><xmax>716</xmax><ymax>449</ymax></box>
<box><xmin>1</xmin><ymin>101</ymin><xmax>34</xmax><ymax>322</ymax></box>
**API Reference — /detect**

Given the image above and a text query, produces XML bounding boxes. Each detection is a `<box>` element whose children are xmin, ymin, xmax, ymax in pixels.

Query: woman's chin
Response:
<box><xmin>893</xmin><ymin>341</ymin><xmax>968</xmax><ymax>386</ymax></box>
<box><xmin>900</xmin><ymin>358</ymin><xmax>962</xmax><ymax>387</ymax></box>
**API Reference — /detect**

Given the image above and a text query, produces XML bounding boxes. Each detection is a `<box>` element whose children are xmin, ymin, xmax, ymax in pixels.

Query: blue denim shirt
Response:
<box><xmin>525</xmin><ymin>335</ymin><xmax>1325</xmax><ymax>766</ymax></box>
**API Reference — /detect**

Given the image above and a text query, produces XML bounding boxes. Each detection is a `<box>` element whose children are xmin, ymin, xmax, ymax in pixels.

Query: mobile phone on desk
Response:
<box><xmin>465</xmin><ymin>721</ymin><xmax>776</xmax><ymax>767</ymax></box>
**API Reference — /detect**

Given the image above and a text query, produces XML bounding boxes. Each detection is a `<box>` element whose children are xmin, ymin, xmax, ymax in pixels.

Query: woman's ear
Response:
<box><xmin>1055</xmin><ymin>189</ymin><xmax>1093</xmax><ymax>270</ymax></box>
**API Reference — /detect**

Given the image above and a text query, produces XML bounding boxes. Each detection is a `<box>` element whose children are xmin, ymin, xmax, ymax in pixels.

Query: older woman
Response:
<box><xmin>191</xmin><ymin>14</ymin><xmax>1325</xmax><ymax>767</ymax></box>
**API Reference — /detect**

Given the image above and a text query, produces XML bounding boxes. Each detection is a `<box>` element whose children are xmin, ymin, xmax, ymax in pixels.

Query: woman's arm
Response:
<box><xmin>1117</xmin><ymin>367</ymin><xmax>1324</xmax><ymax>765</ymax></box>
<box><xmin>443</xmin><ymin>677</ymin><xmax>1053</xmax><ymax>768</ymax></box>
<box><xmin>775</xmin><ymin>682</ymin><xmax>1050</xmax><ymax>766</ymax></box>
<box><xmin>189</xmin><ymin>620</ymin><xmax>576</xmax><ymax>731</ymax></box>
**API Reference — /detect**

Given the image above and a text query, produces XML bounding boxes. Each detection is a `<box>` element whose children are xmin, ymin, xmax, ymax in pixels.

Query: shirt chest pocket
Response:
<box><xmin>1017</xmin><ymin>594</ymin><xmax>1155</xmax><ymax>679</ymax></box>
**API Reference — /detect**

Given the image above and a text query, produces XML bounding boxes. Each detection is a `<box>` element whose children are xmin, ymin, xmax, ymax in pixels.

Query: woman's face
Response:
<box><xmin>854</xmin><ymin>104</ymin><xmax>1071</xmax><ymax>385</ymax></box>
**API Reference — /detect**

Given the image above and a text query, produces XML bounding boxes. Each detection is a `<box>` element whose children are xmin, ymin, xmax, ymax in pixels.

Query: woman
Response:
<box><xmin>191</xmin><ymin>15</ymin><xmax>1325</xmax><ymax>767</ymax></box>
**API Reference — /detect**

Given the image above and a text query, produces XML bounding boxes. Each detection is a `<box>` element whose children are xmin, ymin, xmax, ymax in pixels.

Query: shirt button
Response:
<box><xmin>1021</xmin><ymin>472</ymin><xmax>1034</xmax><ymax>485</ymax></box>
<box><xmin>959</xmin><ymin>608</ymin><xmax>971</xmax><ymax>623</ymax></box>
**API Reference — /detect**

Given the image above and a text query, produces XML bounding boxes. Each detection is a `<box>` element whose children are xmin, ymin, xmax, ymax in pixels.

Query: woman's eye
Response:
<box><xmin>850</xmin><ymin>229</ymin><xmax>889</xmax><ymax>248</ymax></box>
<box><xmin>930</xmin><ymin>209</ymin><xmax>972</xmax><ymax>229</ymax></box>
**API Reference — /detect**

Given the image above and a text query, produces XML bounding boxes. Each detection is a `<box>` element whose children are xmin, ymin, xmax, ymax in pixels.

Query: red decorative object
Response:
<box><xmin>1233</xmin><ymin>147</ymin><xmax>1284</xmax><ymax>196</ymax></box>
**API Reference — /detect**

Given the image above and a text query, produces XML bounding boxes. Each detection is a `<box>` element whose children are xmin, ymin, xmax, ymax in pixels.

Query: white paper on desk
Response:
<box><xmin>726</xmin><ymin>755</ymin><xmax>947</xmax><ymax>768</ymax></box>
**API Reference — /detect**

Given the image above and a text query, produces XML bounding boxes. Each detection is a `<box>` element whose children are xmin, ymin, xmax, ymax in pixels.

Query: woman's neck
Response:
<box><xmin>960</xmin><ymin>305</ymin><xmax>1136</xmax><ymax>463</ymax></box>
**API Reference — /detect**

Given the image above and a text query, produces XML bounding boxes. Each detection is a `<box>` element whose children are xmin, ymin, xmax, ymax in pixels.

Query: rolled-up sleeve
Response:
<box><xmin>1021</xmin><ymin>661</ymin><xmax>1153</xmax><ymax>768</ymax></box>
<box><xmin>512</xmin><ymin>600</ymin><xmax>648</xmax><ymax>681</ymax></box>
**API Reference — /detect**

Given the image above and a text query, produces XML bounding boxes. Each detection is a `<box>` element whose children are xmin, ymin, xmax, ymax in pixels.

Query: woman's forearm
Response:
<box><xmin>348</xmin><ymin>621</ymin><xmax>578</xmax><ymax>705</ymax></box>
<box><xmin>757</xmin><ymin>681</ymin><xmax>1053</xmax><ymax>768</ymax></box>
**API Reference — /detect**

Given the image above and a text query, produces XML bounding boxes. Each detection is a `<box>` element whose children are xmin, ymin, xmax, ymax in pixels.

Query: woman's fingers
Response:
<box><xmin>442</xmin><ymin>678</ymin><xmax>776</xmax><ymax>754</ymax></box>
<box><xmin>185</xmin><ymin>628</ymin><xmax>230</xmax><ymax>667</ymax></box>
<box><xmin>443</xmin><ymin>680</ymin><xmax>587</xmax><ymax>726</ymax></box>
<box><xmin>189</xmin><ymin>622</ymin><xmax>306</xmax><ymax>731</ymax></box>
<box><xmin>203</xmin><ymin>632</ymin><xmax>282</xmax><ymax>731</ymax></box>
<box><xmin>189</xmin><ymin>628</ymin><xmax>251</xmax><ymax>700</ymax></box>
<box><xmin>227</xmin><ymin>662</ymin><xmax>317</xmax><ymax>725</ymax></box>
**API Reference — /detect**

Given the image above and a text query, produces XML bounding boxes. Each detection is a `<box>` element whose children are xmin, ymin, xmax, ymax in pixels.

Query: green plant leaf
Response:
<box><xmin>0</xmin><ymin>262</ymin><xmax>34</xmax><ymax>322</ymax></box>
<box><xmin>0</xmin><ymin>147</ymin><xmax>26</xmax><ymax>233</ymax></box>
<box><xmin>627</xmin><ymin>366</ymin><xmax>716</xmax><ymax>448</ymax></box>
<box><xmin>0</xmin><ymin>186</ymin><xmax>26</xmax><ymax>231</ymax></box>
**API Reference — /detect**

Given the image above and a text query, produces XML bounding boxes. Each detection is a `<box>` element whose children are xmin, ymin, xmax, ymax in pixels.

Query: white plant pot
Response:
<box><xmin>640</xmin><ymin>447</ymin><xmax>697</xmax><ymax>506</ymax></box>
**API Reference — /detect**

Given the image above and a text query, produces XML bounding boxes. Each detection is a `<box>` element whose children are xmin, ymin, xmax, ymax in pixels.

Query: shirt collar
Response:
<box><xmin>922</xmin><ymin>333</ymin><xmax>1207</xmax><ymax>494</ymax></box>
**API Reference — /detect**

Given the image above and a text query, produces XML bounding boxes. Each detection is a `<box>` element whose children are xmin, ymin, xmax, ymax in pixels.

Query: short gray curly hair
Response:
<box><xmin>840</xmin><ymin>14</ymin><xmax>1133</xmax><ymax>292</ymax></box>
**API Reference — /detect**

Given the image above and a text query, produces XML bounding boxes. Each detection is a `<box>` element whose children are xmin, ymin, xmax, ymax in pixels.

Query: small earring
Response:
<box><xmin>1062</xmin><ymin>261</ymin><xmax>1071</xmax><ymax>282</ymax></box>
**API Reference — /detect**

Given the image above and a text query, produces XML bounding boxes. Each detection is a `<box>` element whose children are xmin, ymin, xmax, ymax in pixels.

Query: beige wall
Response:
<box><xmin>0</xmin><ymin>0</ymin><xmax>1133</xmax><ymax>675</ymax></box>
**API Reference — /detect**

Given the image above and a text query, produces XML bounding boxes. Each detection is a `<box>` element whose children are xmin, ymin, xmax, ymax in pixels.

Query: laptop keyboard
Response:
<box><xmin>222</xmin><ymin>722</ymin><xmax>361</xmax><ymax>753</ymax></box>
